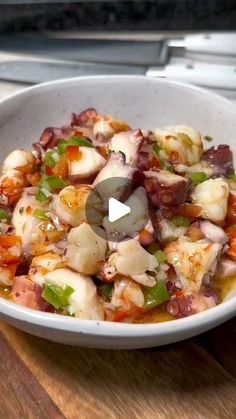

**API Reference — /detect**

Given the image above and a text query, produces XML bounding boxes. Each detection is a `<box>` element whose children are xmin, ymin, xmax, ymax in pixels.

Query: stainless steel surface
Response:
<box><xmin>46</xmin><ymin>31</ymin><xmax>236</xmax><ymax>66</ymax></box>
<box><xmin>0</xmin><ymin>31</ymin><xmax>235</xmax><ymax>101</ymax></box>
<box><xmin>45</xmin><ymin>31</ymin><xmax>189</xmax><ymax>41</ymax></box>
<box><xmin>0</xmin><ymin>60</ymin><xmax>144</xmax><ymax>84</ymax></box>
<box><xmin>0</xmin><ymin>58</ymin><xmax>236</xmax><ymax>93</ymax></box>
<box><xmin>46</xmin><ymin>31</ymin><xmax>236</xmax><ymax>58</ymax></box>
<box><xmin>2</xmin><ymin>33</ymin><xmax>236</xmax><ymax>67</ymax></box>
<box><xmin>0</xmin><ymin>35</ymin><xmax>168</xmax><ymax>66</ymax></box>
<box><xmin>0</xmin><ymin>58</ymin><xmax>236</xmax><ymax>99</ymax></box>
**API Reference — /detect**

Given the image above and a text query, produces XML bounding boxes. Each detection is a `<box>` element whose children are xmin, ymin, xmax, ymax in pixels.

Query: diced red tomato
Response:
<box><xmin>149</xmin><ymin>156</ymin><xmax>161</xmax><ymax>170</ymax></box>
<box><xmin>225</xmin><ymin>226</ymin><xmax>236</xmax><ymax>261</ymax></box>
<box><xmin>112</xmin><ymin>307</ymin><xmax>146</xmax><ymax>322</ymax></box>
<box><xmin>53</xmin><ymin>155</ymin><xmax>68</xmax><ymax>178</ymax></box>
<box><xmin>0</xmin><ymin>173</ymin><xmax>26</xmax><ymax>205</ymax></box>
<box><xmin>74</xmin><ymin>131</ymin><xmax>84</xmax><ymax>138</ymax></box>
<box><xmin>0</xmin><ymin>252</ymin><xmax>21</xmax><ymax>265</ymax></box>
<box><xmin>66</xmin><ymin>145</ymin><xmax>80</xmax><ymax>162</ymax></box>
<box><xmin>226</xmin><ymin>193</ymin><xmax>236</xmax><ymax>224</ymax></box>
<box><xmin>45</xmin><ymin>166</ymin><xmax>54</xmax><ymax>176</ymax></box>
<box><xmin>0</xmin><ymin>235</ymin><xmax>22</xmax><ymax>267</ymax></box>
<box><xmin>0</xmin><ymin>235</ymin><xmax>21</xmax><ymax>248</ymax></box>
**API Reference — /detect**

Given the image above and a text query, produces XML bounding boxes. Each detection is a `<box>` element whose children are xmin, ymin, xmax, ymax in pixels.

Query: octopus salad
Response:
<box><xmin>0</xmin><ymin>107</ymin><xmax>235</xmax><ymax>323</ymax></box>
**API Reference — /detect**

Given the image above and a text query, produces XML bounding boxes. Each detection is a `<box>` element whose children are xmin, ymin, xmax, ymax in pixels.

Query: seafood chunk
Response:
<box><xmin>199</xmin><ymin>221</ymin><xmax>228</xmax><ymax>245</ymax></box>
<box><xmin>65</xmin><ymin>222</ymin><xmax>107</xmax><ymax>275</ymax></box>
<box><xmin>156</xmin><ymin>217</ymin><xmax>188</xmax><ymax>244</ymax></box>
<box><xmin>93</xmin><ymin>152</ymin><xmax>137</xmax><ymax>206</ymax></box>
<box><xmin>54</xmin><ymin>185</ymin><xmax>102</xmax><ymax>227</ymax></box>
<box><xmin>0</xmin><ymin>169</ymin><xmax>26</xmax><ymax>206</ymax></box>
<box><xmin>67</xmin><ymin>146</ymin><xmax>106</xmax><ymax>180</ymax></box>
<box><xmin>164</xmin><ymin>237</ymin><xmax>221</xmax><ymax>292</ymax></box>
<box><xmin>144</xmin><ymin>170</ymin><xmax>188</xmax><ymax>217</ymax></box>
<box><xmin>103</xmin><ymin>239</ymin><xmax>158</xmax><ymax>286</ymax></box>
<box><xmin>44</xmin><ymin>268</ymin><xmax>104</xmax><ymax>320</ymax></box>
<box><xmin>93</xmin><ymin>118</ymin><xmax>115</xmax><ymax>139</ymax></box>
<box><xmin>155</xmin><ymin>124</ymin><xmax>203</xmax><ymax>165</ymax></box>
<box><xmin>111</xmin><ymin>278</ymin><xmax>145</xmax><ymax>310</ymax></box>
<box><xmin>12</xmin><ymin>275</ymin><xmax>49</xmax><ymax>310</ymax></box>
<box><xmin>38</xmin><ymin>126</ymin><xmax>72</xmax><ymax>150</ymax></box>
<box><xmin>12</xmin><ymin>190</ymin><xmax>42</xmax><ymax>254</ymax></box>
<box><xmin>110</xmin><ymin>130</ymin><xmax>144</xmax><ymax>166</ymax></box>
<box><xmin>192</xmin><ymin>178</ymin><xmax>229</xmax><ymax>222</ymax></box>
<box><xmin>93</xmin><ymin>152</ymin><xmax>136</xmax><ymax>188</ymax></box>
<box><xmin>93</xmin><ymin>114</ymin><xmax>131</xmax><ymax>145</ymax></box>
<box><xmin>203</xmin><ymin>144</ymin><xmax>233</xmax><ymax>176</ymax></box>
<box><xmin>175</xmin><ymin>161</ymin><xmax>214</xmax><ymax>177</ymax></box>
<box><xmin>2</xmin><ymin>149</ymin><xmax>36</xmax><ymax>174</ymax></box>
<box><xmin>71</xmin><ymin>108</ymin><xmax>97</xmax><ymax>128</ymax></box>
<box><xmin>0</xmin><ymin>267</ymin><xmax>15</xmax><ymax>286</ymax></box>
<box><xmin>29</xmin><ymin>252</ymin><xmax>64</xmax><ymax>286</ymax></box>
<box><xmin>215</xmin><ymin>257</ymin><xmax>236</xmax><ymax>278</ymax></box>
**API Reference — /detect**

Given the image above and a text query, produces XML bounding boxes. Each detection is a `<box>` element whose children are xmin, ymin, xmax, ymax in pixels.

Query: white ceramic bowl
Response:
<box><xmin>0</xmin><ymin>76</ymin><xmax>236</xmax><ymax>349</ymax></box>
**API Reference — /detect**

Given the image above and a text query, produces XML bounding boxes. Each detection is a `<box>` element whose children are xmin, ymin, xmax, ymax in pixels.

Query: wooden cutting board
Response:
<box><xmin>0</xmin><ymin>318</ymin><xmax>235</xmax><ymax>419</ymax></box>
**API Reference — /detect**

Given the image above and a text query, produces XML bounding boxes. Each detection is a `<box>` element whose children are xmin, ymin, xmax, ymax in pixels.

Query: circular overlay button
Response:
<box><xmin>85</xmin><ymin>177</ymin><xmax>149</xmax><ymax>242</ymax></box>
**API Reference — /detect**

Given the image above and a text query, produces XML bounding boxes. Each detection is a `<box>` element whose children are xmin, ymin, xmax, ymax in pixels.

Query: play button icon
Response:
<box><xmin>108</xmin><ymin>198</ymin><xmax>131</xmax><ymax>222</ymax></box>
<box><xmin>85</xmin><ymin>176</ymin><xmax>149</xmax><ymax>241</ymax></box>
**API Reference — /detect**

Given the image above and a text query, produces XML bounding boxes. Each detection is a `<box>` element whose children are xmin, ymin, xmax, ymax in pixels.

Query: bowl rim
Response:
<box><xmin>0</xmin><ymin>295</ymin><xmax>235</xmax><ymax>337</ymax></box>
<box><xmin>1</xmin><ymin>74</ymin><xmax>236</xmax><ymax>111</ymax></box>
<box><xmin>0</xmin><ymin>75</ymin><xmax>235</xmax><ymax>337</ymax></box>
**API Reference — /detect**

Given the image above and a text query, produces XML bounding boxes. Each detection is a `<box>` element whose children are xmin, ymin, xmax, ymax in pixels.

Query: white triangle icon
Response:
<box><xmin>108</xmin><ymin>198</ymin><xmax>131</xmax><ymax>222</ymax></box>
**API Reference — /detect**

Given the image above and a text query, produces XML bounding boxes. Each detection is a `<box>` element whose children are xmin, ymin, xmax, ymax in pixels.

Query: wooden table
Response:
<box><xmin>0</xmin><ymin>319</ymin><xmax>235</xmax><ymax>419</ymax></box>
<box><xmin>0</xmin><ymin>81</ymin><xmax>235</xmax><ymax>419</ymax></box>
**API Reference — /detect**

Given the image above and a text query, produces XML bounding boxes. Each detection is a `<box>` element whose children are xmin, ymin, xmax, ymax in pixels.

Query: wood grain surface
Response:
<box><xmin>0</xmin><ymin>318</ymin><xmax>235</xmax><ymax>419</ymax></box>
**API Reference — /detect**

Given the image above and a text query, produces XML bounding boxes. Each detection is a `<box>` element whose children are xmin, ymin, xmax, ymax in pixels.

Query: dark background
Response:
<box><xmin>0</xmin><ymin>0</ymin><xmax>235</xmax><ymax>33</ymax></box>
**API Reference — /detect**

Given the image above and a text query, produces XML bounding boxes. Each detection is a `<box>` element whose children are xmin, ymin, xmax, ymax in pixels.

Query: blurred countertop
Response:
<box><xmin>1</xmin><ymin>1</ymin><xmax>236</xmax><ymax>33</ymax></box>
